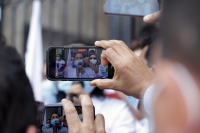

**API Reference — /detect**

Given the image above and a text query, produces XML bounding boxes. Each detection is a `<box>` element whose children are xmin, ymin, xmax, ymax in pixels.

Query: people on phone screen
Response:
<box><xmin>55</xmin><ymin>54</ymin><xmax>66</xmax><ymax>78</ymax></box>
<box><xmin>65</xmin><ymin>52</ymin><xmax>98</xmax><ymax>78</ymax></box>
<box><xmin>43</xmin><ymin>113</ymin><xmax>68</xmax><ymax>133</ymax></box>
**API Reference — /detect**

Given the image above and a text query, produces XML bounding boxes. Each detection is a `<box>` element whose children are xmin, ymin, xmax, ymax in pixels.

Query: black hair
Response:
<box><xmin>89</xmin><ymin>50</ymin><xmax>96</xmax><ymax>56</ymax></box>
<box><xmin>71</xmin><ymin>52</ymin><xmax>76</xmax><ymax>58</ymax></box>
<box><xmin>56</xmin><ymin>54</ymin><xmax>61</xmax><ymax>57</ymax></box>
<box><xmin>72</xmin><ymin>81</ymin><xmax>84</xmax><ymax>88</ymax></box>
<box><xmin>68</xmin><ymin>40</ymin><xmax>92</xmax><ymax>46</ymax></box>
<box><xmin>56</xmin><ymin>91</ymin><xmax>66</xmax><ymax>103</ymax></box>
<box><xmin>71</xmin><ymin>82</ymin><xmax>105</xmax><ymax>99</ymax></box>
<box><xmin>0</xmin><ymin>46</ymin><xmax>37</xmax><ymax>133</ymax></box>
<box><xmin>139</xmin><ymin>24</ymin><xmax>157</xmax><ymax>48</ymax></box>
<box><xmin>139</xmin><ymin>24</ymin><xmax>158</xmax><ymax>65</ymax></box>
<box><xmin>161</xmin><ymin>0</ymin><xmax>200</xmax><ymax>73</ymax></box>
<box><xmin>90</xmin><ymin>87</ymin><xmax>105</xmax><ymax>100</ymax></box>
<box><xmin>50</xmin><ymin>113</ymin><xmax>60</xmax><ymax>120</ymax></box>
<box><xmin>74</xmin><ymin>52</ymin><xmax>85</xmax><ymax>58</ymax></box>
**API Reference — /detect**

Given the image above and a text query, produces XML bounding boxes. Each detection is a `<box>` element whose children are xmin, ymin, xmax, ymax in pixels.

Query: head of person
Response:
<box><xmin>49</xmin><ymin>113</ymin><xmax>62</xmax><ymax>127</ymax></box>
<box><xmin>50</xmin><ymin>113</ymin><xmax>60</xmax><ymax>120</ymax></box>
<box><xmin>138</xmin><ymin>24</ymin><xmax>158</xmax><ymax>67</ymax></box>
<box><xmin>89</xmin><ymin>51</ymin><xmax>98</xmax><ymax>65</ymax></box>
<box><xmin>66</xmin><ymin>81</ymin><xmax>86</xmax><ymax>102</ymax></box>
<box><xmin>161</xmin><ymin>0</ymin><xmax>200</xmax><ymax>75</ymax></box>
<box><xmin>0</xmin><ymin>46</ymin><xmax>37</xmax><ymax>133</ymax></box>
<box><xmin>73</xmin><ymin>52</ymin><xmax>85</xmax><ymax>68</ymax></box>
<box><xmin>56</xmin><ymin>54</ymin><xmax>62</xmax><ymax>61</ymax></box>
<box><xmin>67</xmin><ymin>81</ymin><xmax>105</xmax><ymax>101</ymax></box>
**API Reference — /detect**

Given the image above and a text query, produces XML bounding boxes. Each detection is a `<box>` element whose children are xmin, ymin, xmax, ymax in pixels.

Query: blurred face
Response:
<box><xmin>56</xmin><ymin>55</ymin><xmax>61</xmax><ymax>61</ymax></box>
<box><xmin>51</xmin><ymin>114</ymin><xmax>59</xmax><ymax>120</ymax></box>
<box><xmin>90</xmin><ymin>54</ymin><xmax>97</xmax><ymax>65</ymax></box>
<box><xmin>90</xmin><ymin>55</ymin><xmax>97</xmax><ymax>60</ymax></box>
<box><xmin>75</xmin><ymin>53</ymin><xmax>83</xmax><ymax>61</ymax></box>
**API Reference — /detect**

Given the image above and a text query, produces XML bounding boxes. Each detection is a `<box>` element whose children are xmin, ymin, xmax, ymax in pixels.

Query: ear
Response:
<box><xmin>152</xmin><ymin>65</ymin><xmax>157</xmax><ymax>75</ymax></box>
<box><xmin>26</xmin><ymin>125</ymin><xmax>37</xmax><ymax>133</ymax></box>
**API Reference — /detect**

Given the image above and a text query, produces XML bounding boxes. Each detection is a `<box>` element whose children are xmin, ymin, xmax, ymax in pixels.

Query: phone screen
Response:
<box><xmin>104</xmin><ymin>0</ymin><xmax>160</xmax><ymax>17</ymax></box>
<box><xmin>37</xmin><ymin>104</ymin><xmax>85</xmax><ymax>133</ymax></box>
<box><xmin>47</xmin><ymin>46</ymin><xmax>114</xmax><ymax>80</ymax></box>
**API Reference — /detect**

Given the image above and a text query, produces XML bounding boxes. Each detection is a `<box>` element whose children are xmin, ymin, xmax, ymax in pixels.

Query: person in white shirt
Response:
<box><xmin>55</xmin><ymin>54</ymin><xmax>66</xmax><ymax>78</ymax></box>
<box><xmin>66</xmin><ymin>81</ymin><xmax>136</xmax><ymax>133</ymax></box>
<box><xmin>88</xmin><ymin>51</ymin><xmax>102</xmax><ymax>78</ymax></box>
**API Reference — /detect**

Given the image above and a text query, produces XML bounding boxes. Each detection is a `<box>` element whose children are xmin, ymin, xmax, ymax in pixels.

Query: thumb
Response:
<box><xmin>90</xmin><ymin>79</ymin><xmax>115</xmax><ymax>90</ymax></box>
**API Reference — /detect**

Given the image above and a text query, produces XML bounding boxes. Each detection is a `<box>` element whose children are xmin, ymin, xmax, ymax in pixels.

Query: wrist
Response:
<box><xmin>140</xmin><ymin>75</ymin><xmax>154</xmax><ymax>99</ymax></box>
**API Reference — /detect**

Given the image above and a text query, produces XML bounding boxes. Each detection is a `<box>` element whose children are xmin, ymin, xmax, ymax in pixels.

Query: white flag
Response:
<box><xmin>25</xmin><ymin>0</ymin><xmax>43</xmax><ymax>101</ymax></box>
<box><xmin>43</xmin><ymin>111</ymin><xmax>47</xmax><ymax>128</ymax></box>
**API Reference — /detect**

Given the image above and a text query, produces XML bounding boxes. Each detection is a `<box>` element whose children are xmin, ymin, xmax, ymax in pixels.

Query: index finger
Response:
<box><xmin>143</xmin><ymin>11</ymin><xmax>161</xmax><ymax>23</ymax></box>
<box><xmin>95</xmin><ymin>40</ymin><xmax>128</xmax><ymax>55</ymax></box>
<box><xmin>61</xmin><ymin>99</ymin><xmax>81</xmax><ymax>129</ymax></box>
<box><xmin>80</xmin><ymin>94</ymin><xmax>95</xmax><ymax>125</ymax></box>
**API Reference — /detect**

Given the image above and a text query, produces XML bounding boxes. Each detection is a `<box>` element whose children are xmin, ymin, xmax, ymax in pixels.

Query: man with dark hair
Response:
<box><xmin>138</xmin><ymin>24</ymin><xmax>158</xmax><ymax>67</ymax></box>
<box><xmin>0</xmin><ymin>45</ymin><xmax>37</xmax><ymax>133</ymax></box>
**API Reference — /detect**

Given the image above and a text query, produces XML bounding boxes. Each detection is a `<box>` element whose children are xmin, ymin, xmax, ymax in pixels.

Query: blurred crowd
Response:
<box><xmin>1</xmin><ymin>0</ymin><xmax>200</xmax><ymax>133</ymax></box>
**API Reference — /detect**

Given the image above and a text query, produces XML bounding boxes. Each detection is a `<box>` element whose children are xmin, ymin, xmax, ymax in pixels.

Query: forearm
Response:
<box><xmin>89</xmin><ymin>62</ymin><xmax>99</xmax><ymax>73</ymax></box>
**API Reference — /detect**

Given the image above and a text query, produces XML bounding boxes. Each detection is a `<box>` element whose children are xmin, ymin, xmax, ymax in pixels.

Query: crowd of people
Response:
<box><xmin>1</xmin><ymin>0</ymin><xmax>200</xmax><ymax>133</ymax></box>
<box><xmin>55</xmin><ymin>47</ymin><xmax>108</xmax><ymax>79</ymax></box>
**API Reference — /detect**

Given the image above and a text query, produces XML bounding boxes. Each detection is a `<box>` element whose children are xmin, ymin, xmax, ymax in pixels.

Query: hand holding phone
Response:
<box><xmin>91</xmin><ymin>40</ymin><xmax>153</xmax><ymax>99</ymax></box>
<box><xmin>61</xmin><ymin>95</ymin><xmax>106</xmax><ymax>133</ymax></box>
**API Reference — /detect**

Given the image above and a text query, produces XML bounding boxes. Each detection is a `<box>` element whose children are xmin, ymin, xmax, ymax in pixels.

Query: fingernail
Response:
<box><xmin>143</xmin><ymin>15</ymin><xmax>150</xmax><ymax>22</ymax></box>
<box><xmin>79</xmin><ymin>94</ymin><xmax>83</xmax><ymax>99</ymax></box>
<box><xmin>61</xmin><ymin>99</ymin><xmax>66</xmax><ymax>104</ymax></box>
<box><xmin>90</xmin><ymin>81</ymin><xmax>94</xmax><ymax>86</ymax></box>
<box><xmin>95</xmin><ymin>41</ymin><xmax>99</xmax><ymax>44</ymax></box>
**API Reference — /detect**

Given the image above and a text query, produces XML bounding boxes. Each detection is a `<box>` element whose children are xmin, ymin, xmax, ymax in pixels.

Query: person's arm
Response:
<box><xmin>84</xmin><ymin>57</ymin><xmax>99</xmax><ymax>73</ymax></box>
<box><xmin>116</xmin><ymin>91</ymin><xmax>144</xmax><ymax>120</ymax></box>
<box><xmin>61</xmin><ymin>95</ymin><xmax>106</xmax><ymax>133</ymax></box>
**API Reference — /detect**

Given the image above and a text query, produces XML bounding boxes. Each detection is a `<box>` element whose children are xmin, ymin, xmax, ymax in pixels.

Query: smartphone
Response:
<box><xmin>46</xmin><ymin>46</ymin><xmax>115</xmax><ymax>81</ymax></box>
<box><xmin>104</xmin><ymin>0</ymin><xmax>160</xmax><ymax>17</ymax></box>
<box><xmin>37</xmin><ymin>104</ymin><xmax>95</xmax><ymax>133</ymax></box>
